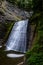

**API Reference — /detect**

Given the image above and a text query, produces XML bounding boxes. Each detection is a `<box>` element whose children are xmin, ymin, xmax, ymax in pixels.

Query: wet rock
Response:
<box><xmin>17</xmin><ymin>62</ymin><xmax>24</xmax><ymax>65</ymax></box>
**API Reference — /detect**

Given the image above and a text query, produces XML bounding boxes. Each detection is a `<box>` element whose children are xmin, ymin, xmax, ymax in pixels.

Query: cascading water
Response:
<box><xmin>5</xmin><ymin>20</ymin><xmax>28</xmax><ymax>53</ymax></box>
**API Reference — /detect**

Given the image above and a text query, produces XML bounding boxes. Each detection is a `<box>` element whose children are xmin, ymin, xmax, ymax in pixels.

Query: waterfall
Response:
<box><xmin>5</xmin><ymin>20</ymin><xmax>28</xmax><ymax>53</ymax></box>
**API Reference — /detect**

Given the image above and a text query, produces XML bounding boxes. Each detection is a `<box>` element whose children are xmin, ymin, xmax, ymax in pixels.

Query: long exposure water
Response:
<box><xmin>5</xmin><ymin>20</ymin><xmax>28</xmax><ymax>53</ymax></box>
<box><xmin>0</xmin><ymin>20</ymin><xmax>28</xmax><ymax>65</ymax></box>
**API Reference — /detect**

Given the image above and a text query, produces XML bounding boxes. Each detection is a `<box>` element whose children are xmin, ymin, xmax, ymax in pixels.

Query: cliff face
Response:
<box><xmin>25</xmin><ymin>21</ymin><xmax>36</xmax><ymax>51</ymax></box>
<box><xmin>0</xmin><ymin>0</ymin><xmax>30</xmax><ymax>21</ymax></box>
<box><xmin>26</xmin><ymin>12</ymin><xmax>43</xmax><ymax>65</ymax></box>
<box><xmin>0</xmin><ymin>0</ymin><xmax>33</xmax><ymax>48</ymax></box>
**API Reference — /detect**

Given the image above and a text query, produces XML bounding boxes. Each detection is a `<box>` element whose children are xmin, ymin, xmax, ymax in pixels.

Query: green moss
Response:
<box><xmin>26</xmin><ymin>12</ymin><xmax>43</xmax><ymax>65</ymax></box>
<box><xmin>3</xmin><ymin>21</ymin><xmax>14</xmax><ymax>43</ymax></box>
<box><xmin>7</xmin><ymin>0</ymin><xmax>32</xmax><ymax>11</ymax></box>
<box><xmin>26</xmin><ymin>30</ymin><xmax>43</xmax><ymax>65</ymax></box>
<box><xmin>0</xmin><ymin>21</ymin><xmax>14</xmax><ymax>44</ymax></box>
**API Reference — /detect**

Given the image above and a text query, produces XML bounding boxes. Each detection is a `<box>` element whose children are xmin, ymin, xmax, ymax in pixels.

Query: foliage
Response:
<box><xmin>3</xmin><ymin>21</ymin><xmax>14</xmax><ymax>43</ymax></box>
<box><xmin>26</xmin><ymin>0</ymin><xmax>43</xmax><ymax>65</ymax></box>
<box><xmin>0</xmin><ymin>21</ymin><xmax>14</xmax><ymax>44</ymax></box>
<box><xmin>7</xmin><ymin>0</ymin><xmax>16</xmax><ymax>5</ymax></box>
<box><xmin>32</xmin><ymin>0</ymin><xmax>42</xmax><ymax>12</ymax></box>
<box><xmin>7</xmin><ymin>0</ymin><xmax>32</xmax><ymax>11</ymax></box>
<box><xmin>26</xmin><ymin>17</ymin><xmax>43</xmax><ymax>65</ymax></box>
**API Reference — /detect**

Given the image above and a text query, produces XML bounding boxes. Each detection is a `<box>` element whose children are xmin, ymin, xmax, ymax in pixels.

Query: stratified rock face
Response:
<box><xmin>0</xmin><ymin>0</ymin><xmax>30</xmax><ymax>21</ymax></box>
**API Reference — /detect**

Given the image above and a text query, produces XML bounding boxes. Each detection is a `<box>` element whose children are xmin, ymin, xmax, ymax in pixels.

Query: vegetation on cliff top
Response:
<box><xmin>7</xmin><ymin>0</ymin><xmax>32</xmax><ymax>11</ymax></box>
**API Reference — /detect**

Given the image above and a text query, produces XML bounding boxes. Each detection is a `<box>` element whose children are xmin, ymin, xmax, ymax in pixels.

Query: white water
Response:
<box><xmin>6</xmin><ymin>20</ymin><xmax>28</xmax><ymax>53</ymax></box>
<box><xmin>7</xmin><ymin>53</ymin><xmax>24</xmax><ymax>58</ymax></box>
<box><xmin>0</xmin><ymin>45</ymin><xmax>2</xmax><ymax>48</ymax></box>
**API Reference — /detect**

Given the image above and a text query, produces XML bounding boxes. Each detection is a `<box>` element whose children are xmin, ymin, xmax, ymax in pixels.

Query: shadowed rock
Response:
<box><xmin>0</xmin><ymin>0</ymin><xmax>31</xmax><ymax>21</ymax></box>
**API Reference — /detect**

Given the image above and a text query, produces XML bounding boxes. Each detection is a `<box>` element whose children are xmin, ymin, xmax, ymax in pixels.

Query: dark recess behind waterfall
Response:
<box><xmin>26</xmin><ymin>20</ymin><xmax>30</xmax><ymax>51</ymax></box>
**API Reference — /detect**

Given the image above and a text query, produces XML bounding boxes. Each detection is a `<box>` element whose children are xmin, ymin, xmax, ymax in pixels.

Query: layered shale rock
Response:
<box><xmin>0</xmin><ymin>0</ymin><xmax>31</xmax><ymax>21</ymax></box>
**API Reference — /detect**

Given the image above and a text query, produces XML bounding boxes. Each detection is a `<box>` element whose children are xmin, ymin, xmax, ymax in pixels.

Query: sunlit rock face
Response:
<box><xmin>5</xmin><ymin>20</ymin><xmax>28</xmax><ymax>53</ymax></box>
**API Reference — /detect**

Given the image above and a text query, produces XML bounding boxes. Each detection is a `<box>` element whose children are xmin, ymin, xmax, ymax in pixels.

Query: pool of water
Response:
<box><xmin>7</xmin><ymin>53</ymin><xmax>24</xmax><ymax>58</ymax></box>
<box><xmin>0</xmin><ymin>45</ymin><xmax>2</xmax><ymax>48</ymax></box>
<box><xmin>0</xmin><ymin>45</ymin><xmax>24</xmax><ymax>65</ymax></box>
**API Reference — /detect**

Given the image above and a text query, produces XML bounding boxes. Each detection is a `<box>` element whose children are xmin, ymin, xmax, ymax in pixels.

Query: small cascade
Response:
<box><xmin>6</xmin><ymin>20</ymin><xmax>28</xmax><ymax>53</ymax></box>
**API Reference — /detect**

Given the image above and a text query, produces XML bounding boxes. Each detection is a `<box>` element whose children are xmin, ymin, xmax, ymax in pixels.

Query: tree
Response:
<box><xmin>32</xmin><ymin>0</ymin><xmax>42</xmax><ymax>12</ymax></box>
